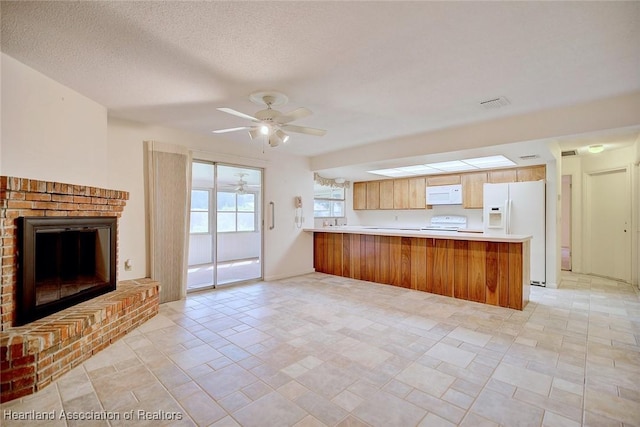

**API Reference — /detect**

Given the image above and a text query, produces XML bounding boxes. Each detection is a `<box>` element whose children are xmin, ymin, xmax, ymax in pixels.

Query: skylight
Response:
<box><xmin>367</xmin><ymin>155</ymin><xmax>516</xmax><ymax>177</ymax></box>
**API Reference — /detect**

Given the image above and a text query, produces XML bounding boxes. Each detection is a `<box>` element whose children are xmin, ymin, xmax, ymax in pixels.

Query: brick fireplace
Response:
<box><xmin>1</xmin><ymin>176</ymin><xmax>160</xmax><ymax>402</ymax></box>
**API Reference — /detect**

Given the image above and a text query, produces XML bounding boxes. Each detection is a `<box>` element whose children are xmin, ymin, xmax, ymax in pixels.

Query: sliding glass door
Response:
<box><xmin>187</xmin><ymin>161</ymin><xmax>263</xmax><ymax>290</ymax></box>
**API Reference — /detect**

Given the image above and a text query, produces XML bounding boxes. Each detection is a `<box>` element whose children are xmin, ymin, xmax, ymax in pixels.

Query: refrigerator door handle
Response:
<box><xmin>506</xmin><ymin>199</ymin><xmax>512</xmax><ymax>234</ymax></box>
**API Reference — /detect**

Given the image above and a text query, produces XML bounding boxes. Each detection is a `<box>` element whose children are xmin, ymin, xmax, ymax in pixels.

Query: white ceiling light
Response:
<box><xmin>368</xmin><ymin>168</ymin><xmax>416</xmax><ymax>177</ymax></box>
<box><xmin>425</xmin><ymin>160</ymin><xmax>476</xmax><ymax>172</ymax></box>
<box><xmin>260</xmin><ymin>125</ymin><xmax>270</xmax><ymax>135</ymax></box>
<box><xmin>463</xmin><ymin>155</ymin><xmax>516</xmax><ymax>168</ymax></box>
<box><xmin>275</xmin><ymin>129</ymin><xmax>289</xmax><ymax>143</ymax></box>
<box><xmin>367</xmin><ymin>155</ymin><xmax>517</xmax><ymax>177</ymax></box>
<box><xmin>588</xmin><ymin>144</ymin><xmax>604</xmax><ymax>153</ymax></box>
<box><xmin>396</xmin><ymin>165</ymin><xmax>440</xmax><ymax>174</ymax></box>
<box><xmin>248</xmin><ymin>128</ymin><xmax>260</xmax><ymax>140</ymax></box>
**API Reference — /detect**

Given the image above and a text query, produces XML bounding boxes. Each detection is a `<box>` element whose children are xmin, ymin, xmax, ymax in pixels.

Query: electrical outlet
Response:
<box><xmin>124</xmin><ymin>259</ymin><xmax>132</xmax><ymax>271</ymax></box>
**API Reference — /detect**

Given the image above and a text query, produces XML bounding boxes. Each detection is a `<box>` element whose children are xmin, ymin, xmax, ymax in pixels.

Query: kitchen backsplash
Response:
<box><xmin>313</xmin><ymin>205</ymin><xmax>484</xmax><ymax>229</ymax></box>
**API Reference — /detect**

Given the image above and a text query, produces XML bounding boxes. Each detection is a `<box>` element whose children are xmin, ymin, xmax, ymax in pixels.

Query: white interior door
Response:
<box><xmin>587</xmin><ymin>168</ymin><xmax>631</xmax><ymax>282</ymax></box>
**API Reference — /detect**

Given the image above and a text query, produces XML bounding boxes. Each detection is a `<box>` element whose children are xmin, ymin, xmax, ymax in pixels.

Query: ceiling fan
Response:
<box><xmin>233</xmin><ymin>173</ymin><xmax>260</xmax><ymax>194</ymax></box>
<box><xmin>212</xmin><ymin>91</ymin><xmax>326</xmax><ymax>147</ymax></box>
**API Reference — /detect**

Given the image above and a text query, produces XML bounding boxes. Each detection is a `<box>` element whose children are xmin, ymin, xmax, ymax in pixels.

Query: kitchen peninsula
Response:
<box><xmin>305</xmin><ymin>227</ymin><xmax>531</xmax><ymax>310</ymax></box>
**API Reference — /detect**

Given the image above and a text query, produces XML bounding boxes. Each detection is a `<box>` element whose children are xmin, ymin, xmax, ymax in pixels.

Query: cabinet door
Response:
<box><xmin>517</xmin><ymin>165</ymin><xmax>545</xmax><ymax>182</ymax></box>
<box><xmin>488</xmin><ymin>169</ymin><xmax>517</xmax><ymax>183</ymax></box>
<box><xmin>462</xmin><ymin>172</ymin><xmax>487</xmax><ymax>209</ymax></box>
<box><xmin>379</xmin><ymin>180</ymin><xmax>394</xmax><ymax>209</ymax></box>
<box><xmin>393</xmin><ymin>179</ymin><xmax>409</xmax><ymax>209</ymax></box>
<box><xmin>427</xmin><ymin>175</ymin><xmax>461</xmax><ymax>186</ymax></box>
<box><xmin>366</xmin><ymin>181</ymin><xmax>380</xmax><ymax>210</ymax></box>
<box><xmin>353</xmin><ymin>182</ymin><xmax>367</xmax><ymax>210</ymax></box>
<box><xmin>409</xmin><ymin>177</ymin><xmax>426</xmax><ymax>209</ymax></box>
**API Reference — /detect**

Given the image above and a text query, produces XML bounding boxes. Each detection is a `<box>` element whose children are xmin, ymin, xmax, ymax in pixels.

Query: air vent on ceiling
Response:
<box><xmin>561</xmin><ymin>150</ymin><xmax>578</xmax><ymax>157</ymax></box>
<box><xmin>479</xmin><ymin>96</ymin><xmax>510</xmax><ymax>109</ymax></box>
<box><xmin>519</xmin><ymin>154</ymin><xmax>540</xmax><ymax>160</ymax></box>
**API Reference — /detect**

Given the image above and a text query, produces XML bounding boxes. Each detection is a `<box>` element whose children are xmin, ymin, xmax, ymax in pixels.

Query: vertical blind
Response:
<box><xmin>146</xmin><ymin>141</ymin><xmax>192</xmax><ymax>303</ymax></box>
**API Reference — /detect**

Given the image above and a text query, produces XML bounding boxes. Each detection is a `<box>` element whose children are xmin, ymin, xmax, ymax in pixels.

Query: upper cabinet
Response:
<box><xmin>517</xmin><ymin>165</ymin><xmax>546</xmax><ymax>182</ymax></box>
<box><xmin>393</xmin><ymin>179</ymin><xmax>410</xmax><ymax>209</ymax></box>
<box><xmin>379</xmin><ymin>180</ymin><xmax>394</xmax><ymax>209</ymax></box>
<box><xmin>353</xmin><ymin>165</ymin><xmax>545</xmax><ymax>210</ymax></box>
<box><xmin>488</xmin><ymin>169</ymin><xmax>517</xmax><ymax>183</ymax></box>
<box><xmin>366</xmin><ymin>181</ymin><xmax>380</xmax><ymax>209</ymax></box>
<box><xmin>461</xmin><ymin>172</ymin><xmax>487</xmax><ymax>209</ymax></box>
<box><xmin>427</xmin><ymin>175</ymin><xmax>461</xmax><ymax>186</ymax></box>
<box><xmin>353</xmin><ymin>182</ymin><xmax>367</xmax><ymax>210</ymax></box>
<box><xmin>408</xmin><ymin>177</ymin><xmax>426</xmax><ymax>209</ymax></box>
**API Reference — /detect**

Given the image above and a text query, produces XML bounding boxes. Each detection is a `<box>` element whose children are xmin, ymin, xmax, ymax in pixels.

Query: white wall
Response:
<box><xmin>2</xmin><ymin>54</ymin><xmax>315</xmax><ymax>285</ymax></box>
<box><xmin>0</xmin><ymin>54</ymin><xmax>107</xmax><ymax>186</ymax></box>
<box><xmin>545</xmin><ymin>151</ymin><xmax>561</xmax><ymax>288</ymax></box>
<box><xmin>107</xmin><ymin>117</ymin><xmax>315</xmax><ymax>282</ymax></box>
<box><xmin>343</xmin><ymin>205</ymin><xmax>484</xmax><ymax>230</ymax></box>
<box><xmin>561</xmin><ymin>143</ymin><xmax>639</xmax><ymax>286</ymax></box>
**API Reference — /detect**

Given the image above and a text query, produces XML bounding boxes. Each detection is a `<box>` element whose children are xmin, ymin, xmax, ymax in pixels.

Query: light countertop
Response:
<box><xmin>304</xmin><ymin>226</ymin><xmax>532</xmax><ymax>243</ymax></box>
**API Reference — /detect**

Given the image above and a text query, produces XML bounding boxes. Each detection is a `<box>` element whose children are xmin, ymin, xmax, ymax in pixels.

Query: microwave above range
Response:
<box><xmin>426</xmin><ymin>184</ymin><xmax>462</xmax><ymax>205</ymax></box>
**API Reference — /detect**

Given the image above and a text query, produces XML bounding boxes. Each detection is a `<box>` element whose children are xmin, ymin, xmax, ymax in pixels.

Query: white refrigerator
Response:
<box><xmin>483</xmin><ymin>180</ymin><xmax>546</xmax><ymax>286</ymax></box>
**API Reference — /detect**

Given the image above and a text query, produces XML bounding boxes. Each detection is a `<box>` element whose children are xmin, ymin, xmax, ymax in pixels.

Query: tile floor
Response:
<box><xmin>187</xmin><ymin>259</ymin><xmax>261</xmax><ymax>290</ymax></box>
<box><xmin>2</xmin><ymin>272</ymin><xmax>639</xmax><ymax>427</ymax></box>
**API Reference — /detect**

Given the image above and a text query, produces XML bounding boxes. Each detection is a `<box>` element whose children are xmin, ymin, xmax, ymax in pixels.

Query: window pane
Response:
<box><xmin>331</xmin><ymin>201</ymin><xmax>345</xmax><ymax>217</ymax></box>
<box><xmin>330</xmin><ymin>188</ymin><xmax>345</xmax><ymax>199</ymax></box>
<box><xmin>237</xmin><ymin>213</ymin><xmax>255</xmax><ymax>231</ymax></box>
<box><xmin>190</xmin><ymin>212</ymin><xmax>209</xmax><ymax>233</ymax></box>
<box><xmin>237</xmin><ymin>193</ymin><xmax>255</xmax><ymax>212</ymax></box>
<box><xmin>313</xmin><ymin>184</ymin><xmax>345</xmax><ymax>200</ymax></box>
<box><xmin>191</xmin><ymin>190</ymin><xmax>209</xmax><ymax>211</ymax></box>
<box><xmin>314</xmin><ymin>200</ymin><xmax>331</xmax><ymax>217</ymax></box>
<box><xmin>217</xmin><ymin>192</ymin><xmax>236</xmax><ymax>211</ymax></box>
<box><xmin>217</xmin><ymin>212</ymin><xmax>236</xmax><ymax>232</ymax></box>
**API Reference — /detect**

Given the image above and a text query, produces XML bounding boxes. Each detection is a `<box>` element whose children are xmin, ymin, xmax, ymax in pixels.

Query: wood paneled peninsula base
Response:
<box><xmin>306</xmin><ymin>227</ymin><xmax>531</xmax><ymax>310</ymax></box>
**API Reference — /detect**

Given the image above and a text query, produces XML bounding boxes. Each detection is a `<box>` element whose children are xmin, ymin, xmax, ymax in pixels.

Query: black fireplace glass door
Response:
<box><xmin>34</xmin><ymin>228</ymin><xmax>111</xmax><ymax>306</ymax></box>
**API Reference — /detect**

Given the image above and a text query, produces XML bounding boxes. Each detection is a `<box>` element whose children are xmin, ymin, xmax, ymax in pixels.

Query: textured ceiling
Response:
<box><xmin>2</xmin><ymin>1</ymin><xmax>639</xmax><ymax>159</ymax></box>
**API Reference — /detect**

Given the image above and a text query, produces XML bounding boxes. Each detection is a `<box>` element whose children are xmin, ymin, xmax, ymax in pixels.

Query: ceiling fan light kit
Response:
<box><xmin>213</xmin><ymin>91</ymin><xmax>326</xmax><ymax>147</ymax></box>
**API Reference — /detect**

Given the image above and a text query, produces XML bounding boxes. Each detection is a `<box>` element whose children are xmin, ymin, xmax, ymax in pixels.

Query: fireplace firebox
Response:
<box><xmin>17</xmin><ymin>217</ymin><xmax>117</xmax><ymax>325</ymax></box>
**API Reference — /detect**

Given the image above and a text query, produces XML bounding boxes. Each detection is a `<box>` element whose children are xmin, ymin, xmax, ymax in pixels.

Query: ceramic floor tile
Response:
<box><xmin>584</xmin><ymin>387</ymin><xmax>640</xmax><ymax>425</ymax></box>
<box><xmin>194</xmin><ymin>363</ymin><xmax>258</xmax><ymax>400</ymax></box>
<box><xmin>492</xmin><ymin>362</ymin><xmax>553</xmax><ymax>396</ymax></box>
<box><xmin>178</xmin><ymin>391</ymin><xmax>227</xmax><ymax>426</ymax></box>
<box><xmin>3</xmin><ymin>272</ymin><xmax>638</xmax><ymax>427</ymax></box>
<box><xmin>295</xmin><ymin>391</ymin><xmax>349</xmax><ymax>426</ymax></box>
<box><xmin>232</xmin><ymin>392</ymin><xmax>306</xmax><ymax>427</ymax></box>
<box><xmin>470</xmin><ymin>388</ymin><xmax>545</xmax><ymax>427</ymax></box>
<box><xmin>396</xmin><ymin>362</ymin><xmax>456</xmax><ymax>397</ymax></box>
<box><xmin>352</xmin><ymin>391</ymin><xmax>427</xmax><ymax>427</ymax></box>
<box><xmin>425</xmin><ymin>342</ymin><xmax>477</xmax><ymax>368</ymax></box>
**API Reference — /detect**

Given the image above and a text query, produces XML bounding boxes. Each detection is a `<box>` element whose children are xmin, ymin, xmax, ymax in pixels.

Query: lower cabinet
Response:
<box><xmin>313</xmin><ymin>232</ymin><xmax>529</xmax><ymax>310</ymax></box>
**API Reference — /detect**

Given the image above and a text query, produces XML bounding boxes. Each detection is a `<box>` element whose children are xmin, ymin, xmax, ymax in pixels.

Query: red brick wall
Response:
<box><xmin>0</xmin><ymin>176</ymin><xmax>161</xmax><ymax>403</ymax></box>
<box><xmin>0</xmin><ymin>176</ymin><xmax>129</xmax><ymax>330</ymax></box>
<box><xmin>1</xmin><ymin>278</ymin><xmax>159</xmax><ymax>402</ymax></box>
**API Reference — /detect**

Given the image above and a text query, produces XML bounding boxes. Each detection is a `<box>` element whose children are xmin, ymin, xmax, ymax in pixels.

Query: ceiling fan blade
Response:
<box><xmin>212</xmin><ymin>126</ymin><xmax>251</xmax><ymax>134</ymax></box>
<box><xmin>281</xmin><ymin>124</ymin><xmax>327</xmax><ymax>136</ymax></box>
<box><xmin>275</xmin><ymin>107</ymin><xmax>313</xmax><ymax>124</ymax></box>
<box><xmin>217</xmin><ymin>107</ymin><xmax>259</xmax><ymax>122</ymax></box>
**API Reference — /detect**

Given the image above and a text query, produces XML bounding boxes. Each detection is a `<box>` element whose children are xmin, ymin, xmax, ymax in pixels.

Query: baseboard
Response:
<box><xmin>264</xmin><ymin>269</ymin><xmax>316</xmax><ymax>281</ymax></box>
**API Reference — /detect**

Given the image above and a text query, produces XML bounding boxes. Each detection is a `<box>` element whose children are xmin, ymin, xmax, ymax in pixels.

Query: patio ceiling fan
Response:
<box><xmin>212</xmin><ymin>91</ymin><xmax>326</xmax><ymax>147</ymax></box>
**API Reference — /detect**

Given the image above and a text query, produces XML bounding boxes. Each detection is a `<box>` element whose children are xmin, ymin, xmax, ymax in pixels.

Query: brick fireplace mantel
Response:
<box><xmin>0</xmin><ymin>176</ymin><xmax>160</xmax><ymax>403</ymax></box>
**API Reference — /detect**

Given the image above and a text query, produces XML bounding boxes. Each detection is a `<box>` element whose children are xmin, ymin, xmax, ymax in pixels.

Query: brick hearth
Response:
<box><xmin>0</xmin><ymin>176</ymin><xmax>160</xmax><ymax>402</ymax></box>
